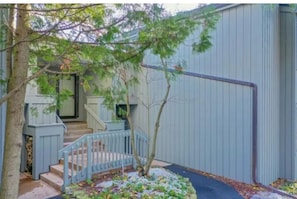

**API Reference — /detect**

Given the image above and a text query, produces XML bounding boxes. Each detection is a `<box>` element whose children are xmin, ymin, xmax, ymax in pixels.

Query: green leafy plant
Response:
<box><xmin>63</xmin><ymin>168</ymin><xmax>197</xmax><ymax>199</ymax></box>
<box><xmin>99</xmin><ymin>5</ymin><xmax>219</xmax><ymax>177</ymax></box>
<box><xmin>279</xmin><ymin>182</ymin><xmax>297</xmax><ymax>194</ymax></box>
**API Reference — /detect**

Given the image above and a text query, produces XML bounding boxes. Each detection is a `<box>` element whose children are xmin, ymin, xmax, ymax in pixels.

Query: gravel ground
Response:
<box><xmin>251</xmin><ymin>191</ymin><xmax>293</xmax><ymax>199</ymax></box>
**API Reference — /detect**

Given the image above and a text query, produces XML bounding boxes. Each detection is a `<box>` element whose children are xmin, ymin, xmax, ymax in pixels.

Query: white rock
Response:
<box><xmin>96</xmin><ymin>180</ymin><xmax>113</xmax><ymax>188</ymax></box>
<box><xmin>251</xmin><ymin>191</ymin><xmax>289</xmax><ymax>199</ymax></box>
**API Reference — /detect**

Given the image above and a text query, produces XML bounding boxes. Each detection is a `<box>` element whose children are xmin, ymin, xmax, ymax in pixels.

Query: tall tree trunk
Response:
<box><xmin>144</xmin><ymin>60</ymin><xmax>171</xmax><ymax>175</ymax></box>
<box><xmin>124</xmin><ymin>82</ymin><xmax>144</xmax><ymax>174</ymax></box>
<box><xmin>0</xmin><ymin>4</ymin><xmax>30</xmax><ymax>199</ymax></box>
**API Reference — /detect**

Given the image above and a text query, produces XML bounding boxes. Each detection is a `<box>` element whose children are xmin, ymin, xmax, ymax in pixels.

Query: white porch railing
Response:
<box><xmin>84</xmin><ymin>104</ymin><xmax>106</xmax><ymax>131</ymax></box>
<box><xmin>58</xmin><ymin>130</ymin><xmax>148</xmax><ymax>190</ymax></box>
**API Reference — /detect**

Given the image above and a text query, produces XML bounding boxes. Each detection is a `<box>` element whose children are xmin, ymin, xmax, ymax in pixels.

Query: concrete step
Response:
<box><xmin>40</xmin><ymin>172</ymin><xmax>63</xmax><ymax>191</ymax></box>
<box><xmin>41</xmin><ymin>163</ymin><xmax>134</xmax><ymax>193</ymax></box>
<box><xmin>50</xmin><ymin>164</ymin><xmax>77</xmax><ymax>179</ymax></box>
<box><xmin>50</xmin><ymin>164</ymin><xmax>64</xmax><ymax>178</ymax></box>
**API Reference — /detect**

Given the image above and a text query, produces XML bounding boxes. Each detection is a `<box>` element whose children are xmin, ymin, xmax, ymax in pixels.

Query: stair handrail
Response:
<box><xmin>58</xmin><ymin>130</ymin><xmax>148</xmax><ymax>191</ymax></box>
<box><xmin>84</xmin><ymin>104</ymin><xmax>106</xmax><ymax>131</ymax></box>
<box><xmin>58</xmin><ymin>133</ymin><xmax>89</xmax><ymax>159</ymax></box>
<box><xmin>56</xmin><ymin>114</ymin><xmax>67</xmax><ymax>133</ymax></box>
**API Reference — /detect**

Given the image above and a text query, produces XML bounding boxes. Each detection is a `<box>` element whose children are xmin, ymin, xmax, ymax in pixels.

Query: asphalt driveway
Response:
<box><xmin>164</xmin><ymin>164</ymin><xmax>244</xmax><ymax>199</ymax></box>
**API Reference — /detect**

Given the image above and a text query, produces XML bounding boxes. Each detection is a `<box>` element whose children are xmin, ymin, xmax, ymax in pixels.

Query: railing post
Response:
<box><xmin>87</xmin><ymin>136</ymin><xmax>92</xmax><ymax>180</ymax></box>
<box><xmin>131</xmin><ymin>130</ymin><xmax>137</xmax><ymax>169</ymax></box>
<box><xmin>63</xmin><ymin>151</ymin><xmax>69</xmax><ymax>191</ymax></box>
<box><xmin>59</xmin><ymin>130</ymin><xmax>148</xmax><ymax>190</ymax></box>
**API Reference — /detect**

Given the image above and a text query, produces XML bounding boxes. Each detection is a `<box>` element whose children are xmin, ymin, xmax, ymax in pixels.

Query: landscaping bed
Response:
<box><xmin>62</xmin><ymin>165</ymin><xmax>297</xmax><ymax>199</ymax></box>
<box><xmin>271</xmin><ymin>178</ymin><xmax>297</xmax><ymax>197</ymax></box>
<box><xmin>63</xmin><ymin>167</ymin><xmax>196</xmax><ymax>199</ymax></box>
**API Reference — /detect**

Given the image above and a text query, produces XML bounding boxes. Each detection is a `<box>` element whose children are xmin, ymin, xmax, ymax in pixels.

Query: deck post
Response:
<box><xmin>63</xmin><ymin>151</ymin><xmax>69</xmax><ymax>191</ymax></box>
<box><xmin>87</xmin><ymin>136</ymin><xmax>92</xmax><ymax>180</ymax></box>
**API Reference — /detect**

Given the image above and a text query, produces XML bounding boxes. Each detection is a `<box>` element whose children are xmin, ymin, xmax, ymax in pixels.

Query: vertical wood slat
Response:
<box><xmin>23</xmin><ymin>124</ymin><xmax>64</xmax><ymax>180</ymax></box>
<box><xmin>136</xmin><ymin>4</ymin><xmax>282</xmax><ymax>185</ymax></box>
<box><xmin>25</xmin><ymin>96</ymin><xmax>56</xmax><ymax>125</ymax></box>
<box><xmin>279</xmin><ymin>7</ymin><xmax>297</xmax><ymax>180</ymax></box>
<box><xmin>136</xmin><ymin>70</ymin><xmax>253</xmax><ymax>182</ymax></box>
<box><xmin>85</xmin><ymin>97</ymin><xmax>107</xmax><ymax>131</ymax></box>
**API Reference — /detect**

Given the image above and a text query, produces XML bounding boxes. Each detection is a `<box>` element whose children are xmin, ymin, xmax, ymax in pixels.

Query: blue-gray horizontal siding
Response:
<box><xmin>279</xmin><ymin>7</ymin><xmax>297</xmax><ymax>180</ymax></box>
<box><xmin>135</xmin><ymin>4</ymin><xmax>281</xmax><ymax>184</ymax></box>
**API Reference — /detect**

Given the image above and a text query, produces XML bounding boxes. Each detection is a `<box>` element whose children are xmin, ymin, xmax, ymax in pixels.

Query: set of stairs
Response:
<box><xmin>39</xmin><ymin>121</ymin><xmax>91</xmax><ymax>191</ymax></box>
<box><xmin>64</xmin><ymin>121</ymin><xmax>93</xmax><ymax>145</ymax></box>
<box><xmin>40</xmin><ymin>164</ymin><xmax>65</xmax><ymax>191</ymax></box>
<box><xmin>40</xmin><ymin>160</ymin><xmax>133</xmax><ymax>191</ymax></box>
<box><xmin>39</xmin><ymin>121</ymin><xmax>131</xmax><ymax>191</ymax></box>
<box><xmin>40</xmin><ymin>121</ymin><xmax>125</xmax><ymax>191</ymax></box>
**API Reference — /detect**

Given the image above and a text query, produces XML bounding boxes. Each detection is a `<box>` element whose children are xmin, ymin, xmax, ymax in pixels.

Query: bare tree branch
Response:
<box><xmin>0</xmin><ymin>7</ymin><xmax>72</xmax><ymax>53</ymax></box>
<box><xmin>0</xmin><ymin>4</ymin><xmax>103</xmax><ymax>13</ymax></box>
<box><xmin>44</xmin><ymin>68</ymin><xmax>77</xmax><ymax>75</ymax></box>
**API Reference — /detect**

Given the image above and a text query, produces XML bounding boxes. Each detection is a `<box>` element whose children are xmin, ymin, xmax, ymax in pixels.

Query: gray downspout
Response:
<box><xmin>251</xmin><ymin>86</ymin><xmax>297</xmax><ymax>199</ymax></box>
<box><xmin>142</xmin><ymin>64</ymin><xmax>297</xmax><ymax>199</ymax></box>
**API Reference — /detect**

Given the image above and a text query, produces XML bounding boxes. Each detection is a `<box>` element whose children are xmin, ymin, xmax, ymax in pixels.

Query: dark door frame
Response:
<box><xmin>56</xmin><ymin>75</ymin><xmax>79</xmax><ymax>119</ymax></box>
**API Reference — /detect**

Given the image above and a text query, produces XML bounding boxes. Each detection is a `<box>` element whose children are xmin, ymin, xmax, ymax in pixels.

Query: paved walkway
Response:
<box><xmin>18</xmin><ymin>160</ymin><xmax>170</xmax><ymax>199</ymax></box>
<box><xmin>164</xmin><ymin>164</ymin><xmax>244</xmax><ymax>199</ymax></box>
<box><xmin>19</xmin><ymin>161</ymin><xmax>245</xmax><ymax>199</ymax></box>
<box><xmin>18</xmin><ymin>173</ymin><xmax>61</xmax><ymax>199</ymax></box>
<box><xmin>19</xmin><ymin>160</ymin><xmax>296</xmax><ymax>199</ymax></box>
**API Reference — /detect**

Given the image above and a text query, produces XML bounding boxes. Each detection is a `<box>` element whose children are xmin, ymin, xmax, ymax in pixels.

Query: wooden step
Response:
<box><xmin>66</xmin><ymin>128</ymin><xmax>93</xmax><ymax>135</ymax></box>
<box><xmin>64</xmin><ymin>121</ymin><xmax>93</xmax><ymax>143</ymax></box>
<box><xmin>40</xmin><ymin>172</ymin><xmax>63</xmax><ymax>191</ymax></box>
<box><xmin>64</xmin><ymin>135</ymin><xmax>105</xmax><ymax>147</ymax></box>
<box><xmin>65</xmin><ymin>121</ymin><xmax>88</xmax><ymax>130</ymax></box>
<box><xmin>64</xmin><ymin>134</ymin><xmax>83</xmax><ymax>143</ymax></box>
<box><xmin>64</xmin><ymin>130</ymin><xmax>93</xmax><ymax>143</ymax></box>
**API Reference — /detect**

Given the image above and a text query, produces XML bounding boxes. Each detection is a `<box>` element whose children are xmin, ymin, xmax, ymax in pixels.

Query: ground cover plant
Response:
<box><xmin>271</xmin><ymin>178</ymin><xmax>297</xmax><ymax>196</ymax></box>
